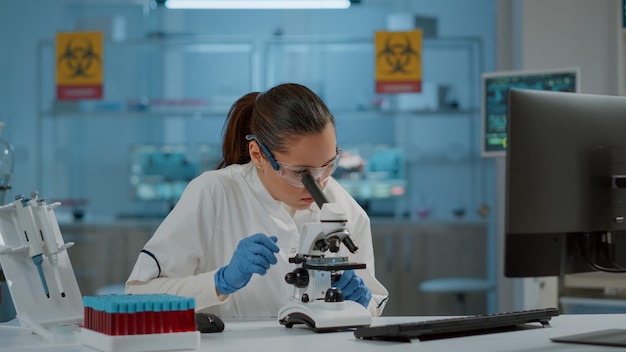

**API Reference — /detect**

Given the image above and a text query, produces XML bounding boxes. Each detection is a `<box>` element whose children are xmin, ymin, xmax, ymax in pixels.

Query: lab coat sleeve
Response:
<box><xmin>344</xmin><ymin>196</ymin><xmax>389</xmax><ymax>317</ymax></box>
<box><xmin>363</xmin><ymin>270</ymin><xmax>388</xmax><ymax>317</ymax></box>
<box><xmin>126</xmin><ymin>269</ymin><xmax>227</xmax><ymax>310</ymax></box>
<box><xmin>356</xmin><ymin>217</ymin><xmax>389</xmax><ymax>317</ymax></box>
<box><xmin>125</xmin><ymin>171</ymin><xmax>230</xmax><ymax>310</ymax></box>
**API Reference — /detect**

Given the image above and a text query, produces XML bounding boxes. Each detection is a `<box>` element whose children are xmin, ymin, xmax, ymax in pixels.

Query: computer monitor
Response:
<box><xmin>504</xmin><ymin>89</ymin><xmax>626</xmax><ymax>277</ymax></box>
<box><xmin>481</xmin><ymin>68</ymin><xmax>580</xmax><ymax>157</ymax></box>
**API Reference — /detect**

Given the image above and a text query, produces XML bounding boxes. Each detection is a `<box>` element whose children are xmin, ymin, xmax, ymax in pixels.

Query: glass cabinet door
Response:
<box><xmin>38</xmin><ymin>37</ymin><xmax>256</xmax><ymax>218</ymax></box>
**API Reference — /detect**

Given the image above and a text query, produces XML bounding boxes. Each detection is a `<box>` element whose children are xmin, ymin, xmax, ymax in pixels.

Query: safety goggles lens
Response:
<box><xmin>277</xmin><ymin>155</ymin><xmax>340</xmax><ymax>188</ymax></box>
<box><xmin>245</xmin><ymin>134</ymin><xmax>340</xmax><ymax>188</ymax></box>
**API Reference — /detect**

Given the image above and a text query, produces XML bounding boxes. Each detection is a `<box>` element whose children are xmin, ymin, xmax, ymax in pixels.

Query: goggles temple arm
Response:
<box><xmin>246</xmin><ymin>134</ymin><xmax>280</xmax><ymax>171</ymax></box>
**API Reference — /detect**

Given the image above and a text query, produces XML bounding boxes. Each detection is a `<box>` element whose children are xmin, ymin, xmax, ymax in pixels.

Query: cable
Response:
<box><xmin>579</xmin><ymin>232</ymin><xmax>626</xmax><ymax>273</ymax></box>
<box><xmin>604</xmin><ymin>234</ymin><xmax>626</xmax><ymax>271</ymax></box>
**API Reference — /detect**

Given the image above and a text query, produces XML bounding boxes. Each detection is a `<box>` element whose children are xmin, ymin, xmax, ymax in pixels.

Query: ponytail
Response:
<box><xmin>218</xmin><ymin>92</ymin><xmax>259</xmax><ymax>169</ymax></box>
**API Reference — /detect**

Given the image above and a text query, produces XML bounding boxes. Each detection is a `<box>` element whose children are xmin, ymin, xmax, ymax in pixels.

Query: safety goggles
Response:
<box><xmin>246</xmin><ymin>134</ymin><xmax>341</xmax><ymax>188</ymax></box>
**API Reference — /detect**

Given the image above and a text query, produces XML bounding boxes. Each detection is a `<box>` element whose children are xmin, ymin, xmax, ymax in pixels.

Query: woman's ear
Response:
<box><xmin>248</xmin><ymin>140</ymin><xmax>263</xmax><ymax>166</ymax></box>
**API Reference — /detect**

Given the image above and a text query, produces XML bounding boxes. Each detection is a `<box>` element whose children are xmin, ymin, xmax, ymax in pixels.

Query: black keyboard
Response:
<box><xmin>354</xmin><ymin>307</ymin><xmax>559</xmax><ymax>342</ymax></box>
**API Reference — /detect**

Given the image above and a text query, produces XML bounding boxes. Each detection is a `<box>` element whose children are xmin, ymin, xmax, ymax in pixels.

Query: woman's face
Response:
<box><xmin>250</xmin><ymin>124</ymin><xmax>338</xmax><ymax>210</ymax></box>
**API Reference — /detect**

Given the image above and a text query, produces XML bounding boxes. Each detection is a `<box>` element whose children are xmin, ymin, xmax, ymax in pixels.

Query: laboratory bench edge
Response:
<box><xmin>0</xmin><ymin>314</ymin><xmax>625</xmax><ymax>351</ymax></box>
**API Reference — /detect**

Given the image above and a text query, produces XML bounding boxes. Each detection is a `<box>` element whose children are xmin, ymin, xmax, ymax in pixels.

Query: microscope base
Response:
<box><xmin>278</xmin><ymin>300</ymin><xmax>371</xmax><ymax>332</ymax></box>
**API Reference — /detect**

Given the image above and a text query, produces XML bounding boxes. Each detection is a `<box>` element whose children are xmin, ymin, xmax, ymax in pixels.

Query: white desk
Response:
<box><xmin>1</xmin><ymin>314</ymin><xmax>626</xmax><ymax>351</ymax></box>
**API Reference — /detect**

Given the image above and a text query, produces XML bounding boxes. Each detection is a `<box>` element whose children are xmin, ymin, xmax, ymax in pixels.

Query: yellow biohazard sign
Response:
<box><xmin>375</xmin><ymin>30</ymin><xmax>422</xmax><ymax>93</ymax></box>
<box><xmin>56</xmin><ymin>31</ymin><xmax>103</xmax><ymax>100</ymax></box>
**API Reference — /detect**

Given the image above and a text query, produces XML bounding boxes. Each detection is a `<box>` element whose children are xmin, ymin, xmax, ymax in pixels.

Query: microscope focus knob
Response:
<box><xmin>325</xmin><ymin>287</ymin><xmax>344</xmax><ymax>303</ymax></box>
<box><xmin>285</xmin><ymin>268</ymin><xmax>309</xmax><ymax>288</ymax></box>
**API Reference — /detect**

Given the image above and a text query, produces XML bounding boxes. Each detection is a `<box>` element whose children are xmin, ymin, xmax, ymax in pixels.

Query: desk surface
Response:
<box><xmin>1</xmin><ymin>314</ymin><xmax>625</xmax><ymax>351</ymax></box>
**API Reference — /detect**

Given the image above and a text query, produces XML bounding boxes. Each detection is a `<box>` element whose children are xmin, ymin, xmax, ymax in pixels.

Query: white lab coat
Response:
<box><xmin>126</xmin><ymin>162</ymin><xmax>388</xmax><ymax>318</ymax></box>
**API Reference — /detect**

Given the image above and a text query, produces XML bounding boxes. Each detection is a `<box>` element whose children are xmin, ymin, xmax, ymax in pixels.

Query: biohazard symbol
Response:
<box><xmin>57</xmin><ymin>37</ymin><xmax>101</xmax><ymax>79</ymax></box>
<box><xmin>376</xmin><ymin>34</ymin><xmax>421</xmax><ymax>75</ymax></box>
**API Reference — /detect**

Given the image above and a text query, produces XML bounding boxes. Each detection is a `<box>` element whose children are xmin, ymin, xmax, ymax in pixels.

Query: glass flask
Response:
<box><xmin>0</xmin><ymin>121</ymin><xmax>14</xmax><ymax>204</ymax></box>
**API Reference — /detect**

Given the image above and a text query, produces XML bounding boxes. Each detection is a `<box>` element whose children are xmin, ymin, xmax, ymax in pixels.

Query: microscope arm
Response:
<box><xmin>300</xmin><ymin>172</ymin><xmax>359</xmax><ymax>254</ymax></box>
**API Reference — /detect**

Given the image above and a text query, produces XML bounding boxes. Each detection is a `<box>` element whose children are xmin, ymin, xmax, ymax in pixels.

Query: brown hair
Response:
<box><xmin>217</xmin><ymin>83</ymin><xmax>335</xmax><ymax>168</ymax></box>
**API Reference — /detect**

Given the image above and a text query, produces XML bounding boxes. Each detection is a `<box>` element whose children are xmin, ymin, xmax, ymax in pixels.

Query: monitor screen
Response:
<box><xmin>481</xmin><ymin>68</ymin><xmax>580</xmax><ymax>157</ymax></box>
<box><xmin>505</xmin><ymin>89</ymin><xmax>626</xmax><ymax>277</ymax></box>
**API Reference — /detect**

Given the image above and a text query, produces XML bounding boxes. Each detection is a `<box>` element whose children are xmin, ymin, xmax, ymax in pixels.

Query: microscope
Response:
<box><xmin>278</xmin><ymin>172</ymin><xmax>372</xmax><ymax>332</ymax></box>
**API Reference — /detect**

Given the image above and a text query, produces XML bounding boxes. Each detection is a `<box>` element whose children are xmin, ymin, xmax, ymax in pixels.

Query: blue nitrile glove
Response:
<box><xmin>214</xmin><ymin>233</ymin><xmax>280</xmax><ymax>295</ymax></box>
<box><xmin>334</xmin><ymin>269</ymin><xmax>372</xmax><ymax>308</ymax></box>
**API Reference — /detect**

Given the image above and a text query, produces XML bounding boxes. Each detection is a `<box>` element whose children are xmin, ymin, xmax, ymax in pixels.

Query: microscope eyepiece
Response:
<box><xmin>302</xmin><ymin>171</ymin><xmax>328</xmax><ymax>209</ymax></box>
<box><xmin>327</xmin><ymin>237</ymin><xmax>341</xmax><ymax>253</ymax></box>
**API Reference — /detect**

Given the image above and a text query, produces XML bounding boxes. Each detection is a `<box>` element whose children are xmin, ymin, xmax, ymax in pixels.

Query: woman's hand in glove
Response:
<box><xmin>214</xmin><ymin>233</ymin><xmax>280</xmax><ymax>295</ymax></box>
<box><xmin>334</xmin><ymin>269</ymin><xmax>372</xmax><ymax>308</ymax></box>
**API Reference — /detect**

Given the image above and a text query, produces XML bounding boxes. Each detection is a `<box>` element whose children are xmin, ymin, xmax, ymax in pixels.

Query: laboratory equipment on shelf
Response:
<box><xmin>278</xmin><ymin>172</ymin><xmax>371</xmax><ymax>332</ymax></box>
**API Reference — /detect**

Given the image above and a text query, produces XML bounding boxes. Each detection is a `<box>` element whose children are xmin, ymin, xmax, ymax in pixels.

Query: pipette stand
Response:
<box><xmin>0</xmin><ymin>192</ymin><xmax>83</xmax><ymax>343</ymax></box>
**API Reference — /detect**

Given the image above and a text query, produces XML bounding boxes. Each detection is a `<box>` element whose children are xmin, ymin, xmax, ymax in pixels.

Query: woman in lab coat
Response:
<box><xmin>126</xmin><ymin>83</ymin><xmax>389</xmax><ymax>318</ymax></box>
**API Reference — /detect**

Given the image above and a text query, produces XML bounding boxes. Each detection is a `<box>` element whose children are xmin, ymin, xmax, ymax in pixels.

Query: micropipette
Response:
<box><xmin>14</xmin><ymin>194</ymin><xmax>50</xmax><ymax>298</ymax></box>
<box><xmin>28</xmin><ymin>191</ymin><xmax>66</xmax><ymax>297</ymax></box>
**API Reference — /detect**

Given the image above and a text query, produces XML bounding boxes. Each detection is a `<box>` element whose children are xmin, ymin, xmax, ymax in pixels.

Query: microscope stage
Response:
<box><xmin>303</xmin><ymin>261</ymin><xmax>366</xmax><ymax>271</ymax></box>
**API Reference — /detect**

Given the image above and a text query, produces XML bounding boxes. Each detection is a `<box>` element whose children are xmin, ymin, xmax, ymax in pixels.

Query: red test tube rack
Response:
<box><xmin>81</xmin><ymin>294</ymin><xmax>199</xmax><ymax>352</ymax></box>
